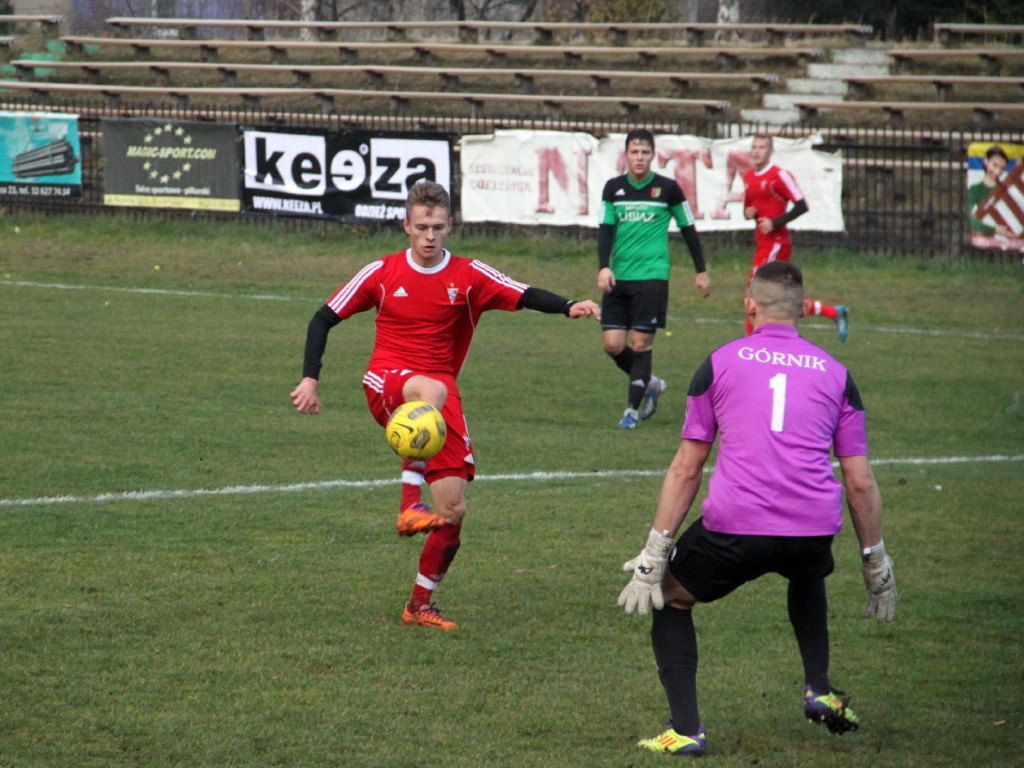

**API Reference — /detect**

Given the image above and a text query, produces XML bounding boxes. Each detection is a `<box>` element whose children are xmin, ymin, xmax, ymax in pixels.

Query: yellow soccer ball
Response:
<box><xmin>385</xmin><ymin>401</ymin><xmax>447</xmax><ymax>460</ymax></box>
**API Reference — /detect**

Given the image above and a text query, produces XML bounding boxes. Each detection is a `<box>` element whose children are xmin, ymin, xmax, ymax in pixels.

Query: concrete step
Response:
<box><xmin>763</xmin><ymin>92</ymin><xmax>845</xmax><ymax>110</ymax></box>
<box><xmin>807</xmin><ymin>62</ymin><xmax>890</xmax><ymax>79</ymax></box>
<box><xmin>739</xmin><ymin>107</ymin><xmax>802</xmax><ymax>125</ymax></box>
<box><xmin>786</xmin><ymin>77</ymin><xmax>849</xmax><ymax>95</ymax></box>
<box><xmin>831</xmin><ymin>47</ymin><xmax>892</xmax><ymax>66</ymax></box>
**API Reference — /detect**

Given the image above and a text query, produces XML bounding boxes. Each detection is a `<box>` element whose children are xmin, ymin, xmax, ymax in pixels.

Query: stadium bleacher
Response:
<box><xmin>9</xmin><ymin>59</ymin><xmax>776</xmax><ymax>97</ymax></box>
<box><xmin>104</xmin><ymin>16</ymin><xmax>872</xmax><ymax>47</ymax></box>
<box><xmin>0</xmin><ymin>17</ymin><xmax>1018</xmax><ymax>128</ymax></box>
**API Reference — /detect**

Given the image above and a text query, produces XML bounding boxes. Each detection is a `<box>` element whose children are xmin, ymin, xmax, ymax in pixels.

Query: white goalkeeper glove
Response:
<box><xmin>617</xmin><ymin>528</ymin><xmax>675</xmax><ymax>616</ymax></box>
<box><xmin>861</xmin><ymin>541</ymin><xmax>897</xmax><ymax>623</ymax></box>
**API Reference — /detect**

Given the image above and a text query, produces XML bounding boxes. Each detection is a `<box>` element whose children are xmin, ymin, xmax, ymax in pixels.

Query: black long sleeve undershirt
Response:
<box><xmin>598</xmin><ymin>223</ymin><xmax>615</xmax><ymax>270</ymax></box>
<box><xmin>518</xmin><ymin>286</ymin><xmax>576</xmax><ymax>316</ymax></box>
<box><xmin>302</xmin><ymin>304</ymin><xmax>342</xmax><ymax>380</ymax></box>
<box><xmin>773</xmin><ymin>198</ymin><xmax>809</xmax><ymax>230</ymax></box>
<box><xmin>681</xmin><ymin>225</ymin><xmax>706</xmax><ymax>273</ymax></box>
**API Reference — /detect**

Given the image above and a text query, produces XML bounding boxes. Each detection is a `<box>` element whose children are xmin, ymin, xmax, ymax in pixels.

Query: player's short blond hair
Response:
<box><xmin>406</xmin><ymin>181</ymin><xmax>451</xmax><ymax>215</ymax></box>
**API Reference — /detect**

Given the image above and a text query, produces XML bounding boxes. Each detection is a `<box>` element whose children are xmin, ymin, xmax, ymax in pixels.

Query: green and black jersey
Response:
<box><xmin>600</xmin><ymin>172</ymin><xmax>696</xmax><ymax>281</ymax></box>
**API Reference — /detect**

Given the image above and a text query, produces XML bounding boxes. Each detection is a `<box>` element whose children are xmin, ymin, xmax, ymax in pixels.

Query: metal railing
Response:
<box><xmin>0</xmin><ymin>96</ymin><xmax>1018</xmax><ymax>258</ymax></box>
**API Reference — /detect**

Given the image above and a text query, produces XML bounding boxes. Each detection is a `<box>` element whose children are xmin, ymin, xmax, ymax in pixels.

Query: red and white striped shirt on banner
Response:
<box><xmin>975</xmin><ymin>162</ymin><xmax>1024</xmax><ymax>236</ymax></box>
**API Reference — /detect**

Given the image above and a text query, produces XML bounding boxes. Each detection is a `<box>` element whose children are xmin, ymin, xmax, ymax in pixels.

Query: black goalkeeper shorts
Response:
<box><xmin>668</xmin><ymin>517</ymin><xmax>836</xmax><ymax>603</ymax></box>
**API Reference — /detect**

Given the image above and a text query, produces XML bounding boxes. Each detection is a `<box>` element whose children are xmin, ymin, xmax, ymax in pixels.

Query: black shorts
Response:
<box><xmin>668</xmin><ymin>517</ymin><xmax>835</xmax><ymax>603</ymax></box>
<box><xmin>601</xmin><ymin>279</ymin><xmax>669</xmax><ymax>333</ymax></box>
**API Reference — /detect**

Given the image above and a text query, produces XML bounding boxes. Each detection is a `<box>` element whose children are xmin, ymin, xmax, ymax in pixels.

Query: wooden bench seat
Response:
<box><xmin>11</xmin><ymin>58</ymin><xmax>776</xmax><ymax>95</ymax></box>
<box><xmin>0</xmin><ymin>14</ymin><xmax>62</xmax><ymax>33</ymax></box>
<box><xmin>934</xmin><ymin>23</ymin><xmax>1024</xmax><ymax>45</ymax></box>
<box><xmin>62</xmin><ymin>35</ymin><xmax>822</xmax><ymax>68</ymax></box>
<box><xmin>105</xmin><ymin>16</ymin><xmax>870</xmax><ymax>46</ymax></box>
<box><xmin>887</xmin><ymin>47</ymin><xmax>1024</xmax><ymax>74</ymax></box>
<box><xmin>0</xmin><ymin>78</ymin><xmax>729</xmax><ymax>118</ymax></box>
<box><xmin>843</xmin><ymin>74</ymin><xmax>1024</xmax><ymax>101</ymax></box>
<box><xmin>796</xmin><ymin>99</ymin><xmax>1024</xmax><ymax>127</ymax></box>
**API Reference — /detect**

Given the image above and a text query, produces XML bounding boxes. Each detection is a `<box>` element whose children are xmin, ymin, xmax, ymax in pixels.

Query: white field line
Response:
<box><xmin>1</xmin><ymin>455</ymin><xmax>1021</xmax><ymax>509</ymax></box>
<box><xmin>3</xmin><ymin>279</ymin><xmax>1022</xmax><ymax>342</ymax></box>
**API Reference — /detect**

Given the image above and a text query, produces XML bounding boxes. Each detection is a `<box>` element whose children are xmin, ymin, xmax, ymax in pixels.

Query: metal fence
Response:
<box><xmin>1</xmin><ymin>95</ymin><xmax>1019</xmax><ymax>258</ymax></box>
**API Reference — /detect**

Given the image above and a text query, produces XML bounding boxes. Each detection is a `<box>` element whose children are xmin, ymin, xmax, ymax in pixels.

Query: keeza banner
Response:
<box><xmin>460</xmin><ymin>131</ymin><xmax>844</xmax><ymax>232</ymax></box>
<box><xmin>102</xmin><ymin>118</ymin><xmax>240</xmax><ymax>211</ymax></box>
<box><xmin>241</xmin><ymin>128</ymin><xmax>452</xmax><ymax>222</ymax></box>
<box><xmin>0</xmin><ymin>111</ymin><xmax>81</xmax><ymax>200</ymax></box>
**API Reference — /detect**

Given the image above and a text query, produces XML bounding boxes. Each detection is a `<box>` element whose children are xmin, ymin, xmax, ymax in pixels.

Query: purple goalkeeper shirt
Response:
<box><xmin>682</xmin><ymin>323</ymin><xmax>868</xmax><ymax>537</ymax></box>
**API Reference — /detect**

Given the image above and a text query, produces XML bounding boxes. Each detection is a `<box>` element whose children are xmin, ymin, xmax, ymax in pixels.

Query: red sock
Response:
<box><xmin>410</xmin><ymin>524</ymin><xmax>462</xmax><ymax>607</ymax></box>
<box><xmin>803</xmin><ymin>297</ymin><xmax>837</xmax><ymax>321</ymax></box>
<box><xmin>400</xmin><ymin>460</ymin><xmax>426</xmax><ymax>511</ymax></box>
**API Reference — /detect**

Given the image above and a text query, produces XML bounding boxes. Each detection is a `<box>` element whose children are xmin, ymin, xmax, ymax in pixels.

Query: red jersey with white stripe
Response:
<box><xmin>743</xmin><ymin>163</ymin><xmax>805</xmax><ymax>246</ymax></box>
<box><xmin>325</xmin><ymin>249</ymin><xmax>526</xmax><ymax>377</ymax></box>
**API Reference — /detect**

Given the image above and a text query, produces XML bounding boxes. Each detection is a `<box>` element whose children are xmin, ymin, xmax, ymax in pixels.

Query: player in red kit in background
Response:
<box><xmin>743</xmin><ymin>135</ymin><xmax>848</xmax><ymax>340</ymax></box>
<box><xmin>290</xmin><ymin>181</ymin><xmax>600</xmax><ymax>630</ymax></box>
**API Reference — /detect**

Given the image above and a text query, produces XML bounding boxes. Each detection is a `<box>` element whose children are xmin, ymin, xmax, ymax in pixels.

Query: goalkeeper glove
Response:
<box><xmin>617</xmin><ymin>528</ymin><xmax>674</xmax><ymax>616</ymax></box>
<box><xmin>861</xmin><ymin>541</ymin><xmax>897</xmax><ymax>623</ymax></box>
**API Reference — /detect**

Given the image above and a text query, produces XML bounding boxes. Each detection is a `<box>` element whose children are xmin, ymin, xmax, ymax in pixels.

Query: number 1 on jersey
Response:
<box><xmin>769</xmin><ymin>373</ymin><xmax>787</xmax><ymax>432</ymax></box>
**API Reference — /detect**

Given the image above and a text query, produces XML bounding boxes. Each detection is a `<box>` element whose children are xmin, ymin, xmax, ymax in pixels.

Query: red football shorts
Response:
<box><xmin>748</xmin><ymin>236</ymin><xmax>793</xmax><ymax>285</ymax></box>
<box><xmin>363</xmin><ymin>369</ymin><xmax>475</xmax><ymax>483</ymax></box>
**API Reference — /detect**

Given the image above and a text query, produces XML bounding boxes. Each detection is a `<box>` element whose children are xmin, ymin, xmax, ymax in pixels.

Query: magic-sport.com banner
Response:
<box><xmin>459</xmin><ymin>131</ymin><xmax>844</xmax><ymax>232</ymax></box>
<box><xmin>102</xmin><ymin>118</ymin><xmax>241</xmax><ymax>211</ymax></box>
<box><xmin>0</xmin><ymin>111</ymin><xmax>82</xmax><ymax>200</ymax></box>
<box><xmin>241</xmin><ymin>128</ymin><xmax>452</xmax><ymax>221</ymax></box>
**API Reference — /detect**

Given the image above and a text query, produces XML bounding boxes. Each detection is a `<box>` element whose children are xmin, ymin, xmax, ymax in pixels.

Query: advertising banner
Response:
<box><xmin>966</xmin><ymin>141</ymin><xmax>1024</xmax><ymax>254</ymax></box>
<box><xmin>102</xmin><ymin>118</ymin><xmax>240</xmax><ymax>211</ymax></box>
<box><xmin>460</xmin><ymin>130</ymin><xmax>601</xmax><ymax>226</ymax></box>
<box><xmin>241</xmin><ymin>128</ymin><xmax>452</xmax><ymax>222</ymax></box>
<box><xmin>0</xmin><ymin>111</ymin><xmax>81</xmax><ymax>199</ymax></box>
<box><xmin>460</xmin><ymin>131</ymin><xmax>844</xmax><ymax>232</ymax></box>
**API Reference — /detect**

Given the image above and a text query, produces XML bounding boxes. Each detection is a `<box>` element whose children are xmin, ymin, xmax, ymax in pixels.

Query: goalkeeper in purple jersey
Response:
<box><xmin>617</xmin><ymin>260</ymin><xmax>897</xmax><ymax>757</ymax></box>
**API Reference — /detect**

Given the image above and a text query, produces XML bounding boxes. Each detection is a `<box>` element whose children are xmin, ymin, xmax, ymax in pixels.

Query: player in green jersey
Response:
<box><xmin>598</xmin><ymin>129</ymin><xmax>711</xmax><ymax>429</ymax></box>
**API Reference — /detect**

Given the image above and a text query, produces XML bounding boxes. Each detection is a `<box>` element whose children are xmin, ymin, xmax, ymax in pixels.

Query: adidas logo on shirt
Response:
<box><xmin>393</xmin><ymin>287</ymin><xmax>409</xmax><ymax>297</ymax></box>
<box><xmin>614</xmin><ymin>188</ymin><xmax>626</xmax><ymax>196</ymax></box>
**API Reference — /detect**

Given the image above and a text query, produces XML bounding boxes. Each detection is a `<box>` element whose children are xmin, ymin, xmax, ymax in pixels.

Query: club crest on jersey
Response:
<box><xmin>393</xmin><ymin>286</ymin><xmax>409</xmax><ymax>297</ymax></box>
<box><xmin>447</xmin><ymin>284</ymin><xmax>459</xmax><ymax>304</ymax></box>
<box><xmin>651</xmin><ymin>187</ymin><xmax>662</xmax><ymax>198</ymax></box>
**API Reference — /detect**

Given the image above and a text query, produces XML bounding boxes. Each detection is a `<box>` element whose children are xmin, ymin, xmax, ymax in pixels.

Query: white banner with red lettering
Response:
<box><xmin>459</xmin><ymin>131</ymin><xmax>844</xmax><ymax>232</ymax></box>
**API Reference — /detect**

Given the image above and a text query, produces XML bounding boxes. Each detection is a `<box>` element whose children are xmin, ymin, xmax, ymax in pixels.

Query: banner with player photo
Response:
<box><xmin>459</xmin><ymin>131</ymin><xmax>844</xmax><ymax>232</ymax></box>
<box><xmin>102</xmin><ymin>118</ymin><xmax>241</xmax><ymax>211</ymax></box>
<box><xmin>966</xmin><ymin>141</ymin><xmax>1024</xmax><ymax>254</ymax></box>
<box><xmin>240</xmin><ymin>128</ymin><xmax>452</xmax><ymax>222</ymax></box>
<box><xmin>0</xmin><ymin>111</ymin><xmax>82</xmax><ymax>200</ymax></box>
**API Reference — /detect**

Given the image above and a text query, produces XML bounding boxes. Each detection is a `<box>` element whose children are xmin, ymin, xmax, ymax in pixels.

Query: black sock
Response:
<box><xmin>628</xmin><ymin>349</ymin><xmax>652</xmax><ymax>409</ymax></box>
<box><xmin>788</xmin><ymin>577</ymin><xmax>830</xmax><ymax>693</ymax></box>
<box><xmin>651</xmin><ymin>606</ymin><xmax>701</xmax><ymax>735</ymax></box>
<box><xmin>611</xmin><ymin>347</ymin><xmax>634</xmax><ymax>375</ymax></box>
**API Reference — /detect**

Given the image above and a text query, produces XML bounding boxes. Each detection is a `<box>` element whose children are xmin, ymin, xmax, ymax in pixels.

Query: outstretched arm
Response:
<box><xmin>290</xmin><ymin>305</ymin><xmax>341</xmax><ymax>415</ymax></box>
<box><xmin>518</xmin><ymin>287</ymin><xmax>601</xmax><ymax>320</ymax></box>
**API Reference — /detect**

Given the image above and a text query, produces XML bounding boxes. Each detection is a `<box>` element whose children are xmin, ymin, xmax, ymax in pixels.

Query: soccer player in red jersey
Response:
<box><xmin>290</xmin><ymin>181</ymin><xmax>600</xmax><ymax>630</ymax></box>
<box><xmin>743</xmin><ymin>135</ymin><xmax>848</xmax><ymax>341</ymax></box>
